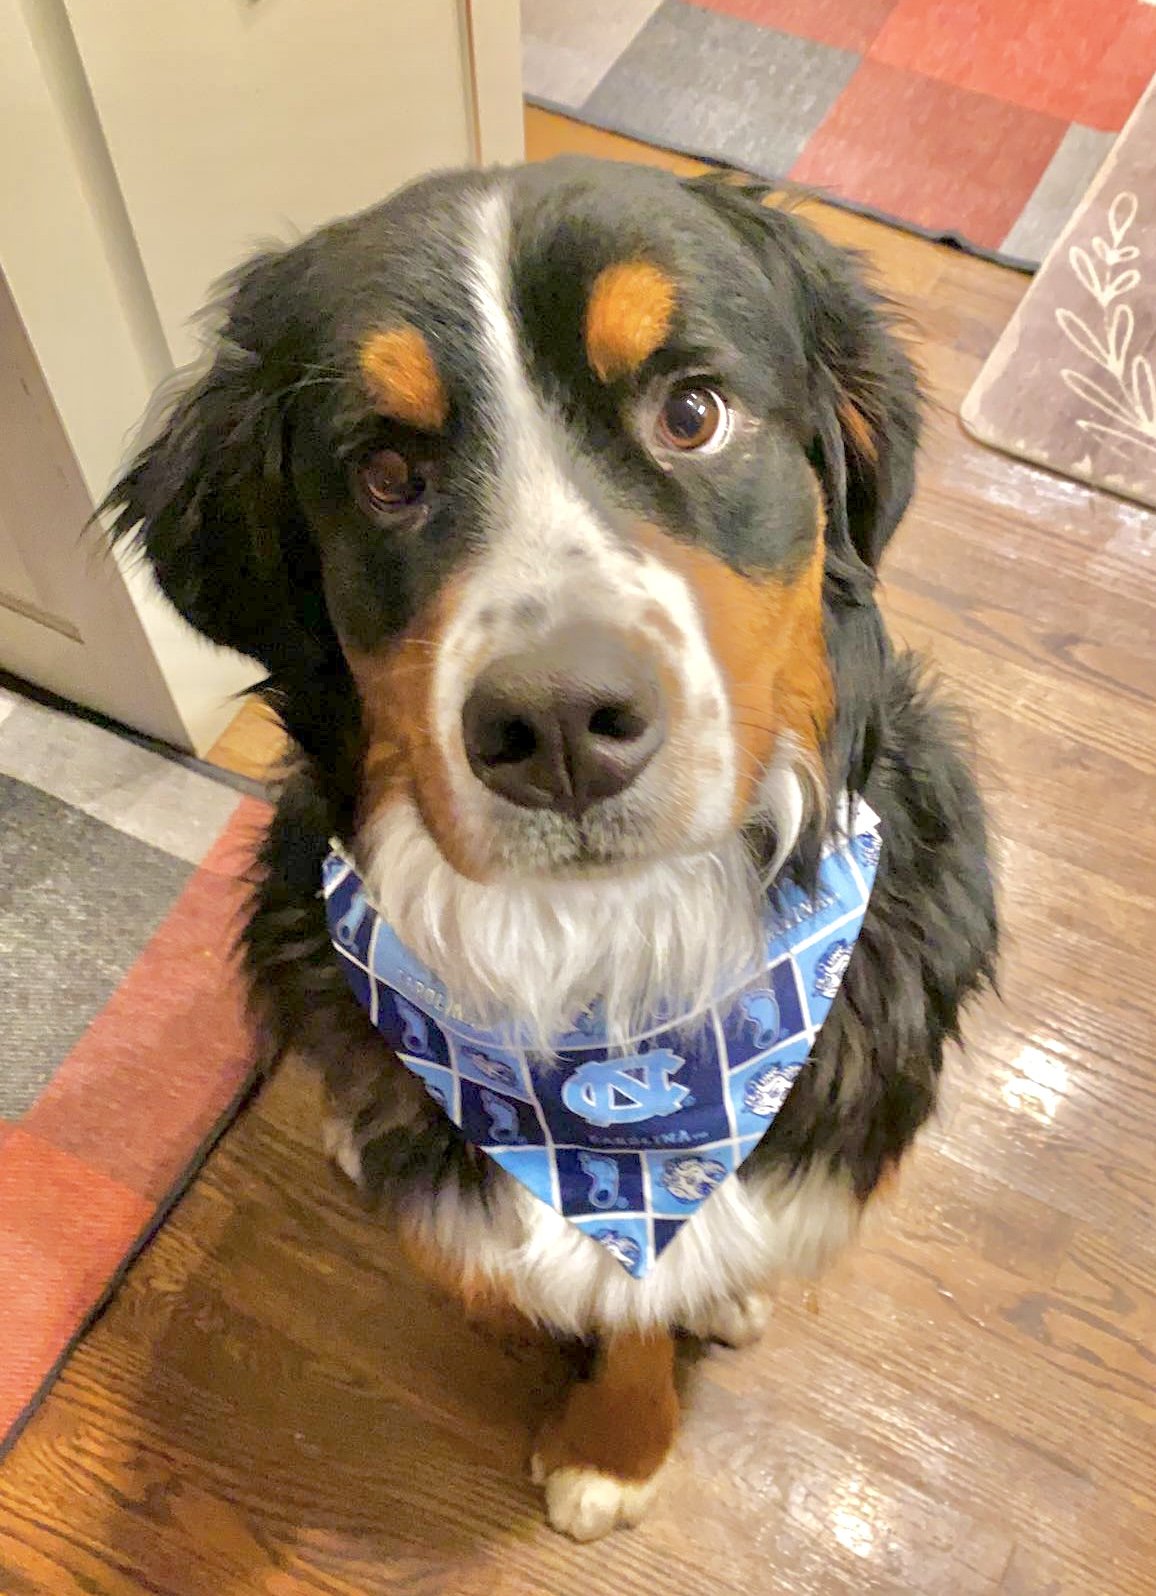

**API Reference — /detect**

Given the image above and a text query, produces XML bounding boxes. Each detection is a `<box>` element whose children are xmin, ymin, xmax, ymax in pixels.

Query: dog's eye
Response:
<box><xmin>654</xmin><ymin>383</ymin><xmax>731</xmax><ymax>454</ymax></box>
<box><xmin>358</xmin><ymin>448</ymin><xmax>430</xmax><ymax>513</ymax></box>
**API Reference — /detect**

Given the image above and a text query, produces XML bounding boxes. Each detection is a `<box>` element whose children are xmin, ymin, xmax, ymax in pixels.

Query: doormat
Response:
<box><xmin>522</xmin><ymin>0</ymin><xmax>1156</xmax><ymax>269</ymax></box>
<box><xmin>0</xmin><ymin>682</ymin><xmax>269</xmax><ymax>1457</ymax></box>
<box><xmin>963</xmin><ymin>80</ymin><xmax>1156</xmax><ymax>506</ymax></box>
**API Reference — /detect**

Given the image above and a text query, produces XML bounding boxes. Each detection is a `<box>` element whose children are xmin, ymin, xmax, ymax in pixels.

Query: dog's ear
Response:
<box><xmin>684</xmin><ymin>177</ymin><xmax>920</xmax><ymax>575</ymax></box>
<box><xmin>103</xmin><ymin>245</ymin><xmax>333</xmax><ymax>679</ymax></box>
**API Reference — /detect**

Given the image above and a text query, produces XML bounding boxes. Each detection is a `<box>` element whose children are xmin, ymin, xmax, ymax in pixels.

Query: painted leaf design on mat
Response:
<box><xmin>1077</xmin><ymin>418</ymin><xmax>1156</xmax><ymax>456</ymax></box>
<box><xmin>1069</xmin><ymin>246</ymin><xmax>1103</xmax><ymax>300</ymax></box>
<box><xmin>1101</xmin><ymin>269</ymin><xmax>1140</xmax><ymax>304</ymax></box>
<box><xmin>1132</xmin><ymin>356</ymin><xmax>1156</xmax><ymax>429</ymax></box>
<box><xmin>1107</xmin><ymin>303</ymin><xmax>1134</xmax><ymax>372</ymax></box>
<box><xmin>1060</xmin><ymin>191</ymin><xmax>1152</xmax><ymax>460</ymax></box>
<box><xmin>1062</xmin><ymin>369</ymin><xmax>1137</xmax><ymax>426</ymax></box>
<box><xmin>1093</xmin><ymin>236</ymin><xmax>1140</xmax><ymax>265</ymax></box>
<box><xmin>1109</xmin><ymin>191</ymin><xmax>1138</xmax><ymax>246</ymax></box>
<box><xmin>1055</xmin><ymin>309</ymin><xmax>1108</xmax><ymax>365</ymax></box>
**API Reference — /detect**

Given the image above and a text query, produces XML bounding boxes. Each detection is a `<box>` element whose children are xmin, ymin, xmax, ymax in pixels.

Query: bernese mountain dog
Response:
<box><xmin>106</xmin><ymin>159</ymin><xmax>997</xmax><ymax>1542</ymax></box>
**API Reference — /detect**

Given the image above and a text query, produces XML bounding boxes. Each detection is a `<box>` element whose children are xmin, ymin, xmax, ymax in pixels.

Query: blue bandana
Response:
<box><xmin>322</xmin><ymin>805</ymin><xmax>880</xmax><ymax>1279</ymax></box>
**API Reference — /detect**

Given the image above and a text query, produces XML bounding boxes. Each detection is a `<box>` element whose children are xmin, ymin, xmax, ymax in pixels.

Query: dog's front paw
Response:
<box><xmin>530</xmin><ymin>1330</ymin><xmax>678</xmax><ymax>1540</ymax></box>
<box><xmin>689</xmin><ymin>1291</ymin><xmax>771</xmax><ymax>1348</ymax></box>
<box><xmin>530</xmin><ymin>1458</ymin><xmax>664</xmax><ymax>1542</ymax></box>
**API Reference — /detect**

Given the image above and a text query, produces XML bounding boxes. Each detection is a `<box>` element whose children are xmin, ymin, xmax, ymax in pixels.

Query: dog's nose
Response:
<box><xmin>462</xmin><ymin>624</ymin><xmax>665</xmax><ymax>816</ymax></box>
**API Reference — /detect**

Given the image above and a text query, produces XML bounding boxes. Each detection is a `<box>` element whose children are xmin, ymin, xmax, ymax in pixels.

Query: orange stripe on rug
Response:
<box><xmin>1</xmin><ymin>796</ymin><xmax>270</xmax><ymax>1454</ymax></box>
<box><xmin>0</xmin><ymin>1128</ymin><xmax>152</xmax><ymax>1437</ymax></box>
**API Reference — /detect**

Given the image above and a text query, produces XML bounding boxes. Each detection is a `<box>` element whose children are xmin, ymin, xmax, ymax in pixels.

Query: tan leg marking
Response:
<box><xmin>531</xmin><ymin>1330</ymin><xmax>679</xmax><ymax>1541</ymax></box>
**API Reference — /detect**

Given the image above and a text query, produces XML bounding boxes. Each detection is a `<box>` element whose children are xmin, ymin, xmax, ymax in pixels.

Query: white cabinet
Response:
<box><xmin>0</xmin><ymin>0</ymin><xmax>523</xmax><ymax>752</ymax></box>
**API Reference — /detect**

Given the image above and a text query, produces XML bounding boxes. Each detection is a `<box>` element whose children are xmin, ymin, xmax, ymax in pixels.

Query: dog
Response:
<box><xmin>105</xmin><ymin>158</ymin><xmax>997</xmax><ymax>1542</ymax></box>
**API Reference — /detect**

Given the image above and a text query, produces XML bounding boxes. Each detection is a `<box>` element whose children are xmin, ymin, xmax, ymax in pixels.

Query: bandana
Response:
<box><xmin>322</xmin><ymin>804</ymin><xmax>880</xmax><ymax>1278</ymax></box>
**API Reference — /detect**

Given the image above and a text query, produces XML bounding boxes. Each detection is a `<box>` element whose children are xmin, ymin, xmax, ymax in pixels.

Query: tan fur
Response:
<box><xmin>636</xmin><ymin>516</ymin><xmax>833</xmax><ymax>819</ymax></box>
<box><xmin>533</xmin><ymin>1331</ymin><xmax>679</xmax><ymax>1483</ymax></box>
<box><xmin>585</xmin><ymin>261</ymin><xmax>677</xmax><ymax>383</ymax></box>
<box><xmin>837</xmin><ymin>391</ymin><xmax>878</xmax><ymax>465</ymax></box>
<box><xmin>398</xmin><ymin>1225</ymin><xmax>536</xmax><ymax>1337</ymax></box>
<box><xmin>359</xmin><ymin>325</ymin><xmax>449</xmax><ymax>431</ymax></box>
<box><xmin>344</xmin><ymin>579</ymin><xmax>483</xmax><ymax>879</ymax></box>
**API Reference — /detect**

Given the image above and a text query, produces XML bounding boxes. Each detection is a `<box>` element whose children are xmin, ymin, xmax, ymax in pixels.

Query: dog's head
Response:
<box><xmin>108</xmin><ymin>160</ymin><xmax>916</xmax><ymax>894</ymax></box>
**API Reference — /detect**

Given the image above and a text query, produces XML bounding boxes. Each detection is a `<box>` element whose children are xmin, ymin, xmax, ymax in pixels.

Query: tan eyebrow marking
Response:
<box><xmin>585</xmin><ymin>261</ymin><xmax>677</xmax><ymax>383</ymax></box>
<box><xmin>359</xmin><ymin>325</ymin><xmax>449</xmax><ymax>432</ymax></box>
<box><xmin>836</xmin><ymin>391</ymin><xmax>879</xmax><ymax>465</ymax></box>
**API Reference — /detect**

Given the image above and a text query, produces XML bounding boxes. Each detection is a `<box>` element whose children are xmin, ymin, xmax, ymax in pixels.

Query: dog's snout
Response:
<box><xmin>462</xmin><ymin>624</ymin><xmax>665</xmax><ymax>817</ymax></box>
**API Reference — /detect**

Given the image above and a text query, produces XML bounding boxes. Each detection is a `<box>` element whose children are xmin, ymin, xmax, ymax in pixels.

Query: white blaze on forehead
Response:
<box><xmin>463</xmin><ymin>186</ymin><xmax>616</xmax><ymax>567</ymax></box>
<box><xmin>426</xmin><ymin>187</ymin><xmax>737</xmax><ymax>849</ymax></box>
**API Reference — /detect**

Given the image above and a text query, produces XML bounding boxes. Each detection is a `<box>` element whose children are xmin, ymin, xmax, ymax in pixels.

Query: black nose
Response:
<box><xmin>461</xmin><ymin>624</ymin><xmax>665</xmax><ymax>817</ymax></box>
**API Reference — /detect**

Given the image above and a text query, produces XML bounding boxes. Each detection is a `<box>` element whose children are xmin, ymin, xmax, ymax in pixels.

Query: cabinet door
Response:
<box><xmin>63</xmin><ymin>0</ymin><xmax>519</xmax><ymax>363</ymax></box>
<box><xmin>0</xmin><ymin>268</ymin><xmax>190</xmax><ymax>746</ymax></box>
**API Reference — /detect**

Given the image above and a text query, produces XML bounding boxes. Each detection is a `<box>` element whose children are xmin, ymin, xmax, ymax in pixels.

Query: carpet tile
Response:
<box><xmin>522</xmin><ymin>0</ymin><xmax>1156</xmax><ymax>265</ymax></box>
<box><xmin>688</xmin><ymin>0</ymin><xmax>897</xmax><ymax>55</ymax></box>
<box><xmin>790</xmin><ymin>61</ymin><xmax>1068</xmax><ymax>251</ymax></box>
<box><xmin>869</xmin><ymin>0</ymin><xmax>1156</xmax><ymax>130</ymax></box>
<box><xmin>584</xmin><ymin>2</ymin><xmax>858</xmax><ymax>179</ymax></box>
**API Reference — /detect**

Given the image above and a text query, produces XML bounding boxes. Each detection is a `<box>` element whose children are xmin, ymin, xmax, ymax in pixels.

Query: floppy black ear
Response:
<box><xmin>103</xmin><ymin>246</ymin><xmax>333</xmax><ymax>680</ymax></box>
<box><xmin>684</xmin><ymin>176</ymin><xmax>921</xmax><ymax>575</ymax></box>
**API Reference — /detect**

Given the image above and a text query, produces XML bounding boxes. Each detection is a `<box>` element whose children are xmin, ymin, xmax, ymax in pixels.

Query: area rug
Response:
<box><xmin>0</xmin><ymin>682</ymin><xmax>269</xmax><ymax>1457</ymax></box>
<box><xmin>962</xmin><ymin>80</ymin><xmax>1156</xmax><ymax>505</ymax></box>
<box><xmin>522</xmin><ymin>0</ymin><xmax>1156</xmax><ymax>268</ymax></box>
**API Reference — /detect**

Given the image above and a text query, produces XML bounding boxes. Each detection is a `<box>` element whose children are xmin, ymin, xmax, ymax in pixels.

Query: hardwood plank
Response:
<box><xmin>205</xmin><ymin>696</ymin><xmax>286</xmax><ymax>782</ymax></box>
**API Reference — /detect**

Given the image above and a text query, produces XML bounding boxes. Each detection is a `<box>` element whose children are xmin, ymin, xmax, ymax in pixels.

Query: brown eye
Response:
<box><xmin>358</xmin><ymin>448</ymin><xmax>429</xmax><ymax>513</ymax></box>
<box><xmin>654</xmin><ymin>383</ymin><xmax>730</xmax><ymax>453</ymax></box>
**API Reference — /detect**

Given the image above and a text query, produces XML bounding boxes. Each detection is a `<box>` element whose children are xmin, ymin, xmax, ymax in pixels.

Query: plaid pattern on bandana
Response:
<box><xmin>323</xmin><ymin>804</ymin><xmax>881</xmax><ymax>1278</ymax></box>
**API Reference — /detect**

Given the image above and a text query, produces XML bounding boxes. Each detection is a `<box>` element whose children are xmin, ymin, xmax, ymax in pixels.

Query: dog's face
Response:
<box><xmin>297</xmin><ymin>166</ymin><xmax>836</xmax><ymax>881</ymax></box>
<box><xmin>109</xmin><ymin>160</ymin><xmax>917</xmax><ymax>887</ymax></box>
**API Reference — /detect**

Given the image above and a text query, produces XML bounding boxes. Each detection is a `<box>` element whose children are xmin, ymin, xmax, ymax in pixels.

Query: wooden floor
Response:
<box><xmin>3</xmin><ymin>109</ymin><xmax>1154</xmax><ymax>1595</ymax></box>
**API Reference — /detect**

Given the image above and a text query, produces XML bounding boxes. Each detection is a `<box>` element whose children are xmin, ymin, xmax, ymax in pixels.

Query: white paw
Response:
<box><xmin>530</xmin><ymin>1461</ymin><xmax>663</xmax><ymax>1542</ymax></box>
<box><xmin>322</xmin><ymin>1116</ymin><xmax>363</xmax><ymax>1186</ymax></box>
<box><xmin>692</xmin><ymin>1291</ymin><xmax>771</xmax><ymax>1348</ymax></box>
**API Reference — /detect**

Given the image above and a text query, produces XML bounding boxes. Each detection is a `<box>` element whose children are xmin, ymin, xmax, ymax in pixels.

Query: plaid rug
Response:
<box><xmin>522</xmin><ymin>0</ymin><xmax>1156</xmax><ymax>268</ymax></box>
<box><xmin>0</xmin><ymin>683</ymin><xmax>268</xmax><ymax>1457</ymax></box>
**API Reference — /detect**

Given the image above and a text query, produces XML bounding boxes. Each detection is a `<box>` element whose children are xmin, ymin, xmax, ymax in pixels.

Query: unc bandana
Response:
<box><xmin>322</xmin><ymin>804</ymin><xmax>881</xmax><ymax>1279</ymax></box>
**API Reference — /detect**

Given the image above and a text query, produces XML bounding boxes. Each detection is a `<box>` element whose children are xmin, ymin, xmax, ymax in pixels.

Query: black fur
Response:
<box><xmin>104</xmin><ymin>159</ymin><xmax>995</xmax><ymax>1227</ymax></box>
<box><xmin>751</xmin><ymin>656</ymin><xmax>996</xmax><ymax>1198</ymax></box>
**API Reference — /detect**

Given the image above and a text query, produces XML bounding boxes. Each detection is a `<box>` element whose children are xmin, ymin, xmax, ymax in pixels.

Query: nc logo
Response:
<box><xmin>561</xmin><ymin>1050</ymin><xmax>689</xmax><ymax>1127</ymax></box>
<box><xmin>578</xmin><ymin>1151</ymin><xmax>626</xmax><ymax>1210</ymax></box>
<box><xmin>739</xmin><ymin>989</ymin><xmax>780</xmax><ymax>1050</ymax></box>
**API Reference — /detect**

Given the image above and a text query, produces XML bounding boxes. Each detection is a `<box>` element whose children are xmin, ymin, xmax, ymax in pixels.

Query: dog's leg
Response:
<box><xmin>531</xmin><ymin>1330</ymin><xmax>679</xmax><ymax>1541</ymax></box>
<box><xmin>319</xmin><ymin>1037</ymin><xmax>430</xmax><ymax>1190</ymax></box>
<box><xmin>322</xmin><ymin>1110</ymin><xmax>366</xmax><ymax>1187</ymax></box>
